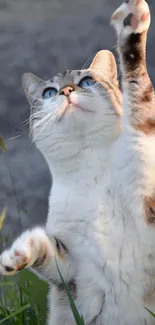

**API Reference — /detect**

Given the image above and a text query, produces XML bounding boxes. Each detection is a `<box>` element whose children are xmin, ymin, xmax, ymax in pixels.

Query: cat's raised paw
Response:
<box><xmin>110</xmin><ymin>0</ymin><xmax>150</xmax><ymax>38</ymax></box>
<box><xmin>0</xmin><ymin>230</ymin><xmax>41</xmax><ymax>275</ymax></box>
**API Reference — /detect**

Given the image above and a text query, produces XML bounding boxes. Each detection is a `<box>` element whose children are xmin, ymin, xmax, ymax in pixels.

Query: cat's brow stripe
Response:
<box><xmin>62</xmin><ymin>70</ymin><xmax>70</xmax><ymax>76</ymax></box>
<box><xmin>76</xmin><ymin>71</ymin><xmax>82</xmax><ymax>76</ymax></box>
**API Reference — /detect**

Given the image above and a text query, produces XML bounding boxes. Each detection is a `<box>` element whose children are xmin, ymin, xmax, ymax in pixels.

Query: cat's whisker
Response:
<box><xmin>22</xmin><ymin>117</ymin><xmax>37</xmax><ymax>127</ymax></box>
<box><xmin>54</xmin><ymin>115</ymin><xmax>61</xmax><ymax>124</ymax></box>
<box><xmin>49</xmin><ymin>114</ymin><xmax>56</xmax><ymax>124</ymax></box>
<box><xmin>22</xmin><ymin>114</ymin><xmax>40</xmax><ymax>126</ymax></box>
<box><xmin>33</xmin><ymin>109</ymin><xmax>58</xmax><ymax>129</ymax></box>
<box><xmin>8</xmin><ymin>134</ymin><xmax>21</xmax><ymax>141</ymax></box>
<box><xmin>32</xmin><ymin>116</ymin><xmax>53</xmax><ymax>144</ymax></box>
<box><xmin>30</xmin><ymin>109</ymin><xmax>53</xmax><ymax>125</ymax></box>
<box><xmin>33</xmin><ymin>117</ymin><xmax>47</xmax><ymax>130</ymax></box>
<box><xmin>20</xmin><ymin>108</ymin><xmax>43</xmax><ymax>126</ymax></box>
<box><xmin>30</xmin><ymin>113</ymin><xmax>45</xmax><ymax>121</ymax></box>
<box><xmin>33</xmin><ymin>113</ymin><xmax>52</xmax><ymax>131</ymax></box>
<box><xmin>30</xmin><ymin>108</ymin><xmax>49</xmax><ymax>117</ymax></box>
<box><xmin>48</xmin><ymin>112</ymin><xmax>59</xmax><ymax>126</ymax></box>
<box><xmin>21</xmin><ymin>117</ymin><xmax>30</xmax><ymax>126</ymax></box>
<box><xmin>30</xmin><ymin>105</ymin><xmax>38</xmax><ymax>110</ymax></box>
<box><xmin>48</xmin><ymin>117</ymin><xmax>56</xmax><ymax>129</ymax></box>
<box><xmin>82</xmin><ymin>53</ymin><xmax>96</xmax><ymax>70</ymax></box>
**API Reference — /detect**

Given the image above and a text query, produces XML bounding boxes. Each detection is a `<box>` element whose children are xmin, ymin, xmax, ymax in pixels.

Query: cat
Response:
<box><xmin>0</xmin><ymin>48</ymin><xmax>122</xmax><ymax>325</ymax></box>
<box><xmin>1</xmin><ymin>0</ymin><xmax>155</xmax><ymax>324</ymax></box>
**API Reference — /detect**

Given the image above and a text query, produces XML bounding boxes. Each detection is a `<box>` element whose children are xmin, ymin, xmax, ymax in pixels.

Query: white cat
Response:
<box><xmin>1</xmin><ymin>1</ymin><xmax>155</xmax><ymax>324</ymax></box>
<box><xmin>0</xmin><ymin>49</ymin><xmax>122</xmax><ymax>324</ymax></box>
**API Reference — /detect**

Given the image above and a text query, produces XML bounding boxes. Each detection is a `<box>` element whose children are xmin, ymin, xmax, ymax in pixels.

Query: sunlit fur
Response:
<box><xmin>0</xmin><ymin>50</ymin><xmax>123</xmax><ymax>325</ymax></box>
<box><xmin>2</xmin><ymin>1</ymin><xmax>155</xmax><ymax>322</ymax></box>
<box><xmin>2</xmin><ymin>1</ymin><xmax>155</xmax><ymax>324</ymax></box>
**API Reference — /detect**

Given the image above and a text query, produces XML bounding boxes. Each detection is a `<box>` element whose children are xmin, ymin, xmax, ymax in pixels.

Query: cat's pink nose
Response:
<box><xmin>60</xmin><ymin>86</ymin><xmax>74</xmax><ymax>97</ymax></box>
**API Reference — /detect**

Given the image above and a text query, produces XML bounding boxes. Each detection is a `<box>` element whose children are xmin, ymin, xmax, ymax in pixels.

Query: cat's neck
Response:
<box><xmin>41</xmin><ymin>139</ymin><xmax>114</xmax><ymax>187</ymax></box>
<box><xmin>43</xmin><ymin>135</ymin><xmax>116</xmax><ymax>229</ymax></box>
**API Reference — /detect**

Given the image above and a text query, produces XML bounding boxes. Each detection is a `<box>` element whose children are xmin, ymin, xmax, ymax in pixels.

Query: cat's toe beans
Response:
<box><xmin>130</xmin><ymin>0</ymin><xmax>150</xmax><ymax>25</ymax></box>
<box><xmin>110</xmin><ymin>2</ymin><xmax>131</xmax><ymax>33</ymax></box>
<box><xmin>0</xmin><ymin>229</ymin><xmax>47</xmax><ymax>275</ymax></box>
<box><xmin>111</xmin><ymin>0</ymin><xmax>150</xmax><ymax>37</ymax></box>
<box><xmin>12</xmin><ymin>252</ymin><xmax>28</xmax><ymax>268</ymax></box>
<box><xmin>0</xmin><ymin>248</ymin><xmax>30</xmax><ymax>275</ymax></box>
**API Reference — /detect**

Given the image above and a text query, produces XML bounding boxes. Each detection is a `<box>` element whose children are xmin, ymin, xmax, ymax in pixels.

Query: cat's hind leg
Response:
<box><xmin>47</xmin><ymin>285</ymin><xmax>77</xmax><ymax>325</ymax></box>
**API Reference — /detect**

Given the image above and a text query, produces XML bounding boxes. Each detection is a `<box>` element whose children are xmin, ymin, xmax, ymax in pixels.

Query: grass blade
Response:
<box><xmin>145</xmin><ymin>307</ymin><xmax>155</xmax><ymax>318</ymax></box>
<box><xmin>55</xmin><ymin>258</ymin><xmax>85</xmax><ymax>325</ymax></box>
<box><xmin>0</xmin><ymin>136</ymin><xmax>6</xmax><ymax>152</ymax></box>
<box><xmin>0</xmin><ymin>282</ymin><xmax>15</xmax><ymax>288</ymax></box>
<box><xmin>0</xmin><ymin>208</ymin><xmax>6</xmax><ymax>231</ymax></box>
<box><xmin>0</xmin><ymin>304</ymin><xmax>31</xmax><ymax>324</ymax></box>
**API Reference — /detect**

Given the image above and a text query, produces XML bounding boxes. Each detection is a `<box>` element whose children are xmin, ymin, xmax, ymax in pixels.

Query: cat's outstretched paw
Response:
<box><xmin>110</xmin><ymin>0</ymin><xmax>150</xmax><ymax>39</ymax></box>
<box><xmin>0</xmin><ymin>228</ymin><xmax>48</xmax><ymax>275</ymax></box>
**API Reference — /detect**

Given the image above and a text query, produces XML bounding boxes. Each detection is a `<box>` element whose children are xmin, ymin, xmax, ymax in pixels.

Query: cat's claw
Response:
<box><xmin>0</xmin><ymin>229</ymin><xmax>41</xmax><ymax>275</ymax></box>
<box><xmin>110</xmin><ymin>0</ymin><xmax>150</xmax><ymax>38</ymax></box>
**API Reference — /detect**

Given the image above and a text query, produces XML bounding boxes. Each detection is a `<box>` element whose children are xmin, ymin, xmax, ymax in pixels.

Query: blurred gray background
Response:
<box><xmin>0</xmin><ymin>0</ymin><xmax>155</xmax><ymax>243</ymax></box>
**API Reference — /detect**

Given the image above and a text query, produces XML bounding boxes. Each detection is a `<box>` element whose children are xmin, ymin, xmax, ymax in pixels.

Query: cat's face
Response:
<box><xmin>23</xmin><ymin>50</ymin><xmax>122</xmax><ymax>159</ymax></box>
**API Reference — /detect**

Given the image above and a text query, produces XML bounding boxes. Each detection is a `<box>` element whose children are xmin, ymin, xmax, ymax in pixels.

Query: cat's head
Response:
<box><xmin>22</xmin><ymin>50</ymin><xmax>122</xmax><ymax>161</ymax></box>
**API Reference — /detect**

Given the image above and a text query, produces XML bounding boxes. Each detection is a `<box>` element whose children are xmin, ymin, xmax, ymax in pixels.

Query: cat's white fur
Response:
<box><xmin>0</xmin><ymin>50</ymin><xmax>122</xmax><ymax>324</ymax></box>
<box><xmin>1</xmin><ymin>1</ymin><xmax>155</xmax><ymax>324</ymax></box>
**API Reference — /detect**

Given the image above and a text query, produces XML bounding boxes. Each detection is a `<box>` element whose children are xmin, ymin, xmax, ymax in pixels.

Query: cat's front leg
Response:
<box><xmin>110</xmin><ymin>0</ymin><xmax>155</xmax><ymax>221</ymax></box>
<box><xmin>0</xmin><ymin>227</ymin><xmax>76</xmax><ymax>283</ymax></box>
<box><xmin>110</xmin><ymin>0</ymin><xmax>151</xmax><ymax>98</ymax></box>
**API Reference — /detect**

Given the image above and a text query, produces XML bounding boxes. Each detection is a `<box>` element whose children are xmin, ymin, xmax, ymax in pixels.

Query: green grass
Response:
<box><xmin>0</xmin><ymin>270</ymin><xmax>48</xmax><ymax>325</ymax></box>
<box><xmin>1</xmin><ymin>271</ymin><xmax>155</xmax><ymax>325</ymax></box>
<box><xmin>0</xmin><ymin>266</ymin><xmax>85</xmax><ymax>325</ymax></box>
<box><xmin>56</xmin><ymin>259</ymin><xmax>85</xmax><ymax>325</ymax></box>
<box><xmin>0</xmin><ymin>137</ymin><xmax>49</xmax><ymax>324</ymax></box>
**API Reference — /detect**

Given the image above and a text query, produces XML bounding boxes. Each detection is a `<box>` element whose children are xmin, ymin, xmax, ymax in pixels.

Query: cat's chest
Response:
<box><xmin>45</xmin><ymin>179</ymin><xmax>108</xmax><ymax>246</ymax></box>
<box><xmin>47</xmin><ymin>181</ymin><xmax>106</xmax><ymax>221</ymax></box>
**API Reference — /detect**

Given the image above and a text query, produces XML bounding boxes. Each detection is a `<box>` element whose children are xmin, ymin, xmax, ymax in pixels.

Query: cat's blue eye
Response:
<box><xmin>78</xmin><ymin>77</ymin><xmax>95</xmax><ymax>88</ymax></box>
<box><xmin>42</xmin><ymin>87</ymin><xmax>57</xmax><ymax>99</ymax></box>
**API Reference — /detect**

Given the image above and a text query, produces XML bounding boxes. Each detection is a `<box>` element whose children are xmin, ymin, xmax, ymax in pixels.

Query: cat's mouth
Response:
<box><xmin>64</xmin><ymin>98</ymin><xmax>94</xmax><ymax>114</ymax></box>
<box><xmin>65</xmin><ymin>97</ymin><xmax>82</xmax><ymax>110</ymax></box>
<box><xmin>53</xmin><ymin>96</ymin><xmax>95</xmax><ymax>123</ymax></box>
<box><xmin>67</xmin><ymin>102</ymin><xmax>82</xmax><ymax>110</ymax></box>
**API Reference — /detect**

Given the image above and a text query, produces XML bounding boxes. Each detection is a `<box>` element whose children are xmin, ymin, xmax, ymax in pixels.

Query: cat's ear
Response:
<box><xmin>89</xmin><ymin>50</ymin><xmax>118</xmax><ymax>84</ymax></box>
<box><xmin>22</xmin><ymin>73</ymin><xmax>44</xmax><ymax>105</ymax></box>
